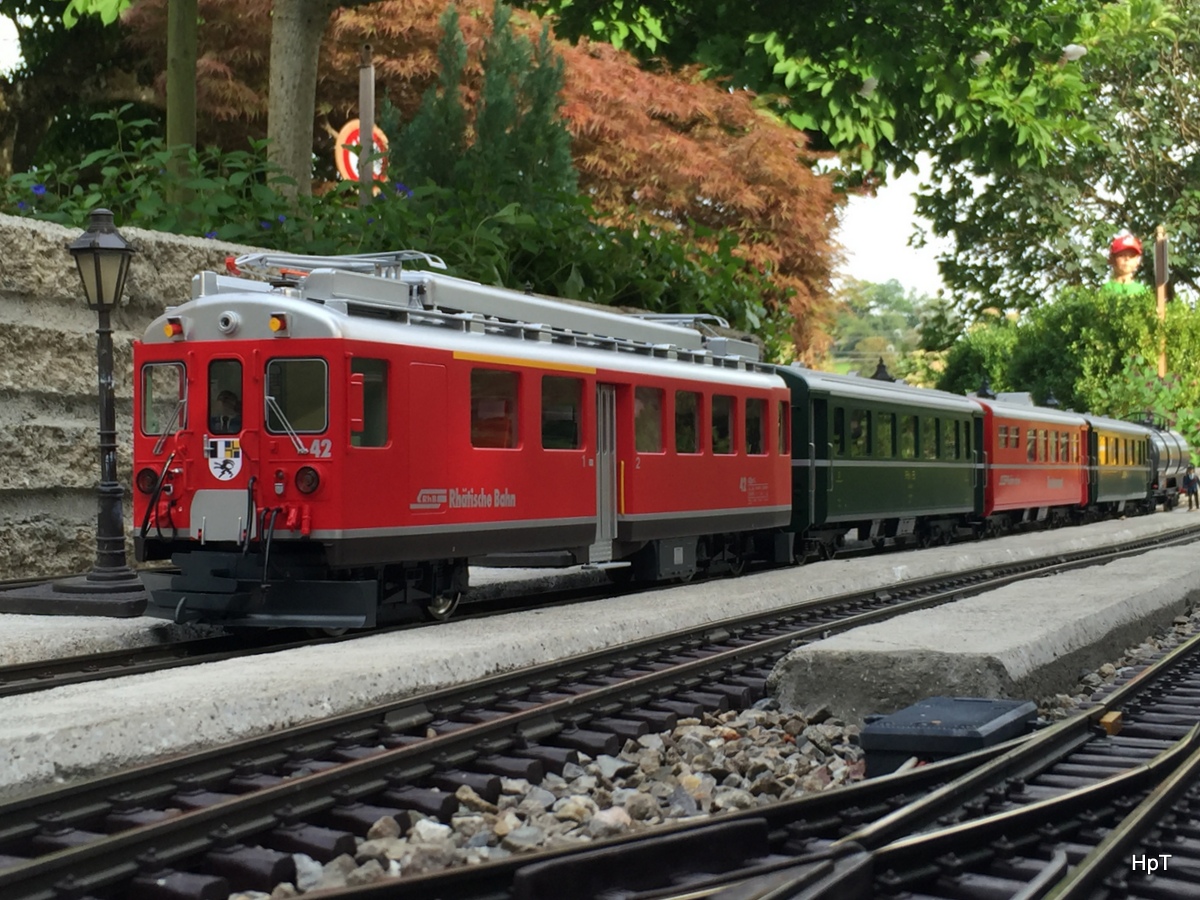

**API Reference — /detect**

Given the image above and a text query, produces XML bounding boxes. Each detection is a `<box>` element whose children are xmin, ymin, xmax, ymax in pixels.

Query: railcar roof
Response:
<box><xmin>972</xmin><ymin>398</ymin><xmax>1088</xmax><ymax>427</ymax></box>
<box><xmin>142</xmin><ymin>283</ymin><xmax>785</xmax><ymax>390</ymax></box>
<box><xmin>777</xmin><ymin>366</ymin><xmax>981</xmax><ymax>414</ymax></box>
<box><xmin>1083</xmin><ymin>413</ymin><xmax>1155</xmax><ymax>436</ymax></box>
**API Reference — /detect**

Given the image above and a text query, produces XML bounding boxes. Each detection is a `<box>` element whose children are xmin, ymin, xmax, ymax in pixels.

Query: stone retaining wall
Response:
<box><xmin>0</xmin><ymin>214</ymin><xmax>261</xmax><ymax>579</ymax></box>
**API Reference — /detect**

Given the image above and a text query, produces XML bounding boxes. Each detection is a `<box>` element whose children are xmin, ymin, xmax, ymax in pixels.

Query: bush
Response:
<box><xmin>2</xmin><ymin>106</ymin><xmax>789</xmax><ymax>357</ymax></box>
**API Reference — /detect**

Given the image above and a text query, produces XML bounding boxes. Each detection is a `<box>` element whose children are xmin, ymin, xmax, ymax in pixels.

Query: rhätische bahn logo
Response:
<box><xmin>206</xmin><ymin>437</ymin><xmax>243</xmax><ymax>480</ymax></box>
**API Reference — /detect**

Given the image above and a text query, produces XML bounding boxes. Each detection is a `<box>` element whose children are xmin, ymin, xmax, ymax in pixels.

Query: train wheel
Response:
<box><xmin>420</xmin><ymin>592</ymin><xmax>462</xmax><ymax>622</ymax></box>
<box><xmin>305</xmin><ymin>627</ymin><xmax>348</xmax><ymax>638</ymax></box>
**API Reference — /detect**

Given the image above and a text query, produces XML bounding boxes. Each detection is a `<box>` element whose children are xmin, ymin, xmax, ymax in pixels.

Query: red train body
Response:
<box><xmin>975</xmin><ymin>399</ymin><xmax>1089</xmax><ymax>528</ymax></box>
<box><xmin>133</xmin><ymin>253</ymin><xmax>792</xmax><ymax>627</ymax></box>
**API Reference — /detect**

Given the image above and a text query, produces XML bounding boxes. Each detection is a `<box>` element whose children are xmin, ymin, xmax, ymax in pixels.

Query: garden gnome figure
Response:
<box><xmin>1108</xmin><ymin>231</ymin><xmax>1143</xmax><ymax>284</ymax></box>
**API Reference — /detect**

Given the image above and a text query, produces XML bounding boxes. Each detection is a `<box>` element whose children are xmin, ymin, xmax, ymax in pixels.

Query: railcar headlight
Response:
<box><xmin>295</xmin><ymin>466</ymin><xmax>320</xmax><ymax>494</ymax></box>
<box><xmin>136</xmin><ymin>467</ymin><xmax>159</xmax><ymax>494</ymax></box>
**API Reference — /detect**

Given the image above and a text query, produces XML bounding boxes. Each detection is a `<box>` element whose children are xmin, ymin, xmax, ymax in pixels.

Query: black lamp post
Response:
<box><xmin>63</xmin><ymin>209</ymin><xmax>143</xmax><ymax>592</ymax></box>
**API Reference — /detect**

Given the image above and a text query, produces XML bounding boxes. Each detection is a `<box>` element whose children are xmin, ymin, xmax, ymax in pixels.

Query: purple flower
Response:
<box><xmin>31</xmin><ymin>184</ymin><xmax>46</xmax><ymax>196</ymax></box>
<box><xmin>260</xmin><ymin>220</ymin><xmax>271</xmax><ymax>229</ymax></box>
<box><xmin>394</xmin><ymin>182</ymin><xmax>412</xmax><ymax>197</ymax></box>
<box><xmin>367</xmin><ymin>217</ymin><xmax>375</xmax><ymax>225</ymax></box>
<box><xmin>205</xmin><ymin>231</ymin><xmax>218</xmax><ymax>239</ymax></box>
<box><xmin>17</xmin><ymin>200</ymin><xmax>26</xmax><ymax>210</ymax></box>
<box><xmin>277</xmin><ymin>214</ymin><xmax>286</xmax><ymax>223</ymax></box>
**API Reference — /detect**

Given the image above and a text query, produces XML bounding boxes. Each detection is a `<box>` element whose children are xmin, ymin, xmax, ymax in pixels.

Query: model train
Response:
<box><xmin>131</xmin><ymin>251</ymin><xmax>1191</xmax><ymax>629</ymax></box>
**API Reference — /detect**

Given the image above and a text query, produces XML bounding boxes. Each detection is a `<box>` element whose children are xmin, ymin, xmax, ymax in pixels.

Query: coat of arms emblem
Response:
<box><xmin>206</xmin><ymin>437</ymin><xmax>243</xmax><ymax>480</ymax></box>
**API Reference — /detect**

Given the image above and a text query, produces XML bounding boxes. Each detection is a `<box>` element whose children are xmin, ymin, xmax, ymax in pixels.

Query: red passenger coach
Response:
<box><xmin>132</xmin><ymin>252</ymin><xmax>791</xmax><ymax>628</ymax></box>
<box><xmin>975</xmin><ymin>398</ymin><xmax>1088</xmax><ymax>530</ymax></box>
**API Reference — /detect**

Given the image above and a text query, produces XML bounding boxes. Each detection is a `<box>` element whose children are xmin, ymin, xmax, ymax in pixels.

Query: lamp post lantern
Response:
<box><xmin>65</xmin><ymin>209</ymin><xmax>142</xmax><ymax>592</ymax></box>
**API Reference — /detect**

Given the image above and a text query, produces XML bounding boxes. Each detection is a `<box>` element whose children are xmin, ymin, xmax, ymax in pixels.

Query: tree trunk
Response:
<box><xmin>166</xmin><ymin>0</ymin><xmax>198</xmax><ymax>208</ymax></box>
<box><xmin>166</xmin><ymin>0</ymin><xmax>197</xmax><ymax>152</ymax></box>
<box><xmin>267</xmin><ymin>0</ymin><xmax>339</xmax><ymax>199</ymax></box>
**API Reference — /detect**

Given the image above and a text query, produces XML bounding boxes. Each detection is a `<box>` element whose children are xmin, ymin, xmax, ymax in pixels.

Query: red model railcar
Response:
<box><xmin>975</xmin><ymin>398</ymin><xmax>1088</xmax><ymax>531</ymax></box>
<box><xmin>133</xmin><ymin>252</ymin><xmax>791</xmax><ymax>628</ymax></box>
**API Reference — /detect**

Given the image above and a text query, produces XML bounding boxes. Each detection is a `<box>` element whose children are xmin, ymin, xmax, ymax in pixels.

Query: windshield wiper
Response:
<box><xmin>152</xmin><ymin>399</ymin><xmax>186</xmax><ymax>455</ymax></box>
<box><xmin>266</xmin><ymin>396</ymin><xmax>310</xmax><ymax>454</ymax></box>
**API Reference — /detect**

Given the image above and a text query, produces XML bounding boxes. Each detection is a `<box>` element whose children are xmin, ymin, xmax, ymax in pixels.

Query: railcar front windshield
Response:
<box><xmin>266</xmin><ymin>358</ymin><xmax>328</xmax><ymax>433</ymax></box>
<box><xmin>141</xmin><ymin>362</ymin><xmax>187</xmax><ymax>436</ymax></box>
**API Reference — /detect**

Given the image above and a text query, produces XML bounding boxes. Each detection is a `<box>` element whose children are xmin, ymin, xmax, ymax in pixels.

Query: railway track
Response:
<box><xmin>2</xmin><ymin>525</ymin><xmax>1199</xmax><ymax>899</ymax></box>
<box><xmin>0</xmin><ymin>578</ymin><xmax>616</xmax><ymax>699</ymax></box>
<box><xmin>4</xmin><ymin>522</ymin><xmax>1198</xmax><ymax>701</ymax></box>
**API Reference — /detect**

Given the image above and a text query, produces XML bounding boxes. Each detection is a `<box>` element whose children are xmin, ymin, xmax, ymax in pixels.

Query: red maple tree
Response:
<box><xmin>123</xmin><ymin>0</ymin><xmax>840</xmax><ymax>359</ymax></box>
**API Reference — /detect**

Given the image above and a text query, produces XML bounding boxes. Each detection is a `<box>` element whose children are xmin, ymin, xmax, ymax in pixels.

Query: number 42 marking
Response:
<box><xmin>309</xmin><ymin>438</ymin><xmax>332</xmax><ymax>457</ymax></box>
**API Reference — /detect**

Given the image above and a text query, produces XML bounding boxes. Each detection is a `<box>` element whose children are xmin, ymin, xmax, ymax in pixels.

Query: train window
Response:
<box><xmin>1071</xmin><ymin>433</ymin><xmax>1079</xmax><ymax>463</ymax></box>
<box><xmin>634</xmin><ymin>386</ymin><xmax>663</xmax><ymax>453</ymax></box>
<box><xmin>746</xmin><ymin>397</ymin><xmax>766</xmax><ymax>455</ymax></box>
<box><xmin>209</xmin><ymin>359</ymin><xmax>243</xmax><ymax>435</ymax></box>
<box><xmin>849</xmin><ymin>408</ymin><xmax>870</xmax><ymax>457</ymax></box>
<box><xmin>542</xmin><ymin>376</ymin><xmax>583</xmax><ymax>450</ymax></box>
<box><xmin>712</xmin><ymin>395</ymin><xmax>734</xmax><ymax>455</ymax></box>
<box><xmin>1038</xmin><ymin>429</ymin><xmax>1048</xmax><ymax>462</ymax></box>
<box><xmin>921</xmin><ymin>418</ymin><xmax>938</xmax><ymax>460</ymax></box>
<box><xmin>777</xmin><ymin>401</ymin><xmax>789</xmax><ymax>455</ymax></box>
<box><xmin>998</xmin><ymin>425</ymin><xmax>1008</xmax><ymax>449</ymax></box>
<box><xmin>964</xmin><ymin>422</ymin><xmax>971</xmax><ymax>458</ymax></box>
<box><xmin>944</xmin><ymin>418</ymin><xmax>958</xmax><ymax>459</ymax></box>
<box><xmin>470</xmin><ymin>369</ymin><xmax>519</xmax><ymax>448</ymax></box>
<box><xmin>350</xmin><ymin>359</ymin><xmax>388</xmax><ymax>448</ymax></box>
<box><xmin>833</xmin><ymin>408</ymin><xmax>847</xmax><ymax>457</ymax></box>
<box><xmin>1058</xmin><ymin>432</ymin><xmax>1067</xmax><ymax>463</ymax></box>
<box><xmin>266</xmin><ymin>358</ymin><xmax>327</xmax><ymax>434</ymax></box>
<box><xmin>675</xmin><ymin>390</ymin><xmax>701</xmax><ymax>454</ymax></box>
<box><xmin>1027</xmin><ymin>429</ymin><xmax>1036</xmax><ymax>462</ymax></box>
<box><xmin>899</xmin><ymin>415</ymin><xmax>916</xmax><ymax>459</ymax></box>
<box><xmin>1049</xmin><ymin>431</ymin><xmax>1058</xmax><ymax>463</ymax></box>
<box><xmin>1010</xmin><ymin>428</ymin><xmax>1019</xmax><ymax>451</ymax></box>
<box><xmin>876</xmin><ymin>413</ymin><xmax>895</xmax><ymax>458</ymax></box>
<box><xmin>141</xmin><ymin>363</ymin><xmax>187</xmax><ymax>436</ymax></box>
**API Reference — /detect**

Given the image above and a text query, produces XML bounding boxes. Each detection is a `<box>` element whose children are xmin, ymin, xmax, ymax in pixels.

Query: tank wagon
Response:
<box><xmin>131</xmin><ymin>250</ymin><xmax>1184</xmax><ymax>628</ymax></box>
<box><xmin>1142</xmin><ymin>417</ymin><xmax>1189</xmax><ymax>511</ymax></box>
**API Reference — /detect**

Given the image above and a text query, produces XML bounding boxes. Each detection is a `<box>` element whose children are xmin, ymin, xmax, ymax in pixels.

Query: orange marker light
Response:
<box><xmin>269</xmin><ymin>313</ymin><xmax>288</xmax><ymax>334</ymax></box>
<box><xmin>163</xmin><ymin>318</ymin><xmax>184</xmax><ymax>339</ymax></box>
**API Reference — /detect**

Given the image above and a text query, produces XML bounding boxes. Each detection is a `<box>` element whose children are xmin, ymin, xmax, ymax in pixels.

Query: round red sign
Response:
<box><xmin>335</xmin><ymin>119</ymin><xmax>389</xmax><ymax>183</ymax></box>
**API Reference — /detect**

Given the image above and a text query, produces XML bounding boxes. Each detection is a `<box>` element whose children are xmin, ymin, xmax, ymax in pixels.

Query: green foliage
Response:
<box><xmin>918</xmin><ymin>0</ymin><xmax>1200</xmax><ymax>314</ymax></box>
<box><xmin>937</xmin><ymin>283</ymin><xmax>1200</xmax><ymax>454</ymax></box>
<box><xmin>1</xmin><ymin>105</ymin><xmax>787</xmax><ymax>356</ymax></box>
<box><xmin>938</xmin><ymin>316</ymin><xmax>1020</xmax><ymax>397</ymax></box>
<box><xmin>521</xmin><ymin>0</ymin><xmax>1106</xmax><ymax>178</ymax></box>
<box><xmin>1091</xmin><ymin>356</ymin><xmax>1200</xmax><ymax>458</ymax></box>
<box><xmin>60</xmin><ymin>0</ymin><xmax>131</xmax><ymax>28</ymax></box>
<box><xmin>830</xmin><ymin>279</ymin><xmax>924</xmax><ymax>368</ymax></box>
<box><xmin>396</xmin><ymin>0</ymin><xmax>577</xmax><ymax>206</ymax></box>
<box><xmin>396</xmin><ymin>5</ymin><xmax>469</xmax><ymax>190</ymax></box>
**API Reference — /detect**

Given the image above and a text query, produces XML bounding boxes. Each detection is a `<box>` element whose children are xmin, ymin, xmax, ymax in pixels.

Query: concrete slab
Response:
<box><xmin>0</xmin><ymin>578</ymin><xmax>148</xmax><ymax>618</ymax></box>
<box><xmin>768</xmin><ymin>545</ymin><xmax>1200</xmax><ymax>725</ymax></box>
<box><xmin>0</xmin><ymin>509</ymin><xmax>1195</xmax><ymax>799</ymax></box>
